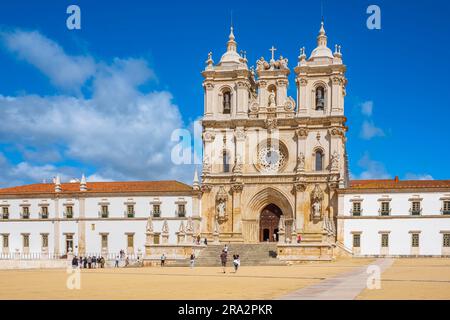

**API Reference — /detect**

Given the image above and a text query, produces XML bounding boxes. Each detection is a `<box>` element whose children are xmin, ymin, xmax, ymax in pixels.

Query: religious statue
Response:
<box><xmin>279</xmin><ymin>55</ymin><xmax>288</xmax><ymax>69</ymax></box>
<box><xmin>312</xmin><ymin>201</ymin><xmax>321</xmax><ymax>218</ymax></box>
<box><xmin>202</xmin><ymin>156</ymin><xmax>211</xmax><ymax>173</ymax></box>
<box><xmin>330</xmin><ymin>151</ymin><xmax>340</xmax><ymax>171</ymax></box>
<box><xmin>268</xmin><ymin>90</ymin><xmax>276</xmax><ymax>107</ymax></box>
<box><xmin>297</xmin><ymin>153</ymin><xmax>305</xmax><ymax>172</ymax></box>
<box><xmin>216</xmin><ymin>200</ymin><xmax>226</xmax><ymax>219</ymax></box>
<box><xmin>316</xmin><ymin>87</ymin><xmax>325</xmax><ymax>110</ymax></box>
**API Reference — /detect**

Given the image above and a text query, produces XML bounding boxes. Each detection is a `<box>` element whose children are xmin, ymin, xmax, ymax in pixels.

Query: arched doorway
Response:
<box><xmin>259</xmin><ymin>204</ymin><xmax>282</xmax><ymax>242</ymax></box>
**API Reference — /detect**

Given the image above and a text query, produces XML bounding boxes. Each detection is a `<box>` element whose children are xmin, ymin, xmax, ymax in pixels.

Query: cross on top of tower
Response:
<box><xmin>269</xmin><ymin>46</ymin><xmax>277</xmax><ymax>61</ymax></box>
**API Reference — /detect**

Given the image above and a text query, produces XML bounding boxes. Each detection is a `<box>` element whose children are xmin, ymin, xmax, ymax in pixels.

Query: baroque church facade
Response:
<box><xmin>0</xmin><ymin>22</ymin><xmax>450</xmax><ymax>264</ymax></box>
<box><xmin>200</xmin><ymin>22</ymin><xmax>348</xmax><ymax>246</ymax></box>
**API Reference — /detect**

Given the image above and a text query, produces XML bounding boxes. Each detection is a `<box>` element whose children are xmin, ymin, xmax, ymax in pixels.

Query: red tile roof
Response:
<box><xmin>0</xmin><ymin>180</ymin><xmax>193</xmax><ymax>195</ymax></box>
<box><xmin>348</xmin><ymin>178</ymin><xmax>450</xmax><ymax>190</ymax></box>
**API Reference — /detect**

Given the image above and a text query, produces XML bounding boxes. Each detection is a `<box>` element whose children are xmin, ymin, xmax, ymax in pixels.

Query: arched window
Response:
<box><xmin>315</xmin><ymin>150</ymin><xmax>324</xmax><ymax>171</ymax></box>
<box><xmin>223</xmin><ymin>91</ymin><xmax>231</xmax><ymax>114</ymax></box>
<box><xmin>223</xmin><ymin>151</ymin><xmax>230</xmax><ymax>173</ymax></box>
<box><xmin>315</xmin><ymin>86</ymin><xmax>325</xmax><ymax>110</ymax></box>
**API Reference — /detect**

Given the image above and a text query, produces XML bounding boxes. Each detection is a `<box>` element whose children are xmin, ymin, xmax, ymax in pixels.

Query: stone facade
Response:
<box><xmin>200</xmin><ymin>22</ymin><xmax>349</xmax><ymax>248</ymax></box>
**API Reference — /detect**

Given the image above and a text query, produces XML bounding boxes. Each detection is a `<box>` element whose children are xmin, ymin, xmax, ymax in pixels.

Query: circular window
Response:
<box><xmin>257</xmin><ymin>144</ymin><xmax>287</xmax><ymax>173</ymax></box>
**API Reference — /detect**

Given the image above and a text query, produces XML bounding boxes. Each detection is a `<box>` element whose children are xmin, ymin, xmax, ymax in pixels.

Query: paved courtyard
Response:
<box><xmin>0</xmin><ymin>258</ymin><xmax>449</xmax><ymax>300</ymax></box>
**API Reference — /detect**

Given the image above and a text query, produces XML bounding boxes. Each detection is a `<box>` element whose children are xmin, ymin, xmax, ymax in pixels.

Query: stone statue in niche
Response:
<box><xmin>268</xmin><ymin>90</ymin><xmax>276</xmax><ymax>107</ymax></box>
<box><xmin>312</xmin><ymin>201</ymin><xmax>321</xmax><ymax>218</ymax></box>
<box><xmin>311</xmin><ymin>184</ymin><xmax>324</xmax><ymax>219</ymax></box>
<box><xmin>215</xmin><ymin>186</ymin><xmax>228</xmax><ymax>223</ymax></box>
<box><xmin>316</xmin><ymin>87</ymin><xmax>325</xmax><ymax>110</ymax></box>
<box><xmin>216</xmin><ymin>200</ymin><xmax>226</xmax><ymax>220</ymax></box>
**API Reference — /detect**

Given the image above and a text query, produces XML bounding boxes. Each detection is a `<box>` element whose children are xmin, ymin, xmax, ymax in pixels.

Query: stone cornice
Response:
<box><xmin>202</xmin><ymin>116</ymin><xmax>347</xmax><ymax>129</ymax></box>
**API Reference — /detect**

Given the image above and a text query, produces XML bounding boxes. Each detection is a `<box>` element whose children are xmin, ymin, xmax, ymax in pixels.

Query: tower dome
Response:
<box><xmin>309</xmin><ymin>21</ymin><xmax>334</xmax><ymax>60</ymax></box>
<box><xmin>219</xmin><ymin>27</ymin><xmax>243</xmax><ymax>65</ymax></box>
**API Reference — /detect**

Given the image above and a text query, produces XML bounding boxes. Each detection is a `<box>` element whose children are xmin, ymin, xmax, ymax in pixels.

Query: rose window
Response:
<box><xmin>257</xmin><ymin>146</ymin><xmax>287</xmax><ymax>173</ymax></box>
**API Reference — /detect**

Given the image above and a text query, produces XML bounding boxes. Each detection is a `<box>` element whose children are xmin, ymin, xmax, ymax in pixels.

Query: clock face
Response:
<box><xmin>258</xmin><ymin>146</ymin><xmax>286</xmax><ymax>173</ymax></box>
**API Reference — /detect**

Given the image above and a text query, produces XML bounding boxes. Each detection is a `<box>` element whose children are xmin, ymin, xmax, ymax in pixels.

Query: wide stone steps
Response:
<box><xmin>169</xmin><ymin>244</ymin><xmax>287</xmax><ymax>267</ymax></box>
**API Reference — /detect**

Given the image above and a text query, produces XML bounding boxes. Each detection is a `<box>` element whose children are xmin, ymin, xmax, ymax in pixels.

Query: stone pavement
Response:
<box><xmin>278</xmin><ymin>258</ymin><xmax>394</xmax><ymax>300</ymax></box>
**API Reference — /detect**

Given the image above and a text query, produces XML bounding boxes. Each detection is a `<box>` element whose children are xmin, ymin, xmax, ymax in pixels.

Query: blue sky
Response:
<box><xmin>0</xmin><ymin>0</ymin><xmax>449</xmax><ymax>187</ymax></box>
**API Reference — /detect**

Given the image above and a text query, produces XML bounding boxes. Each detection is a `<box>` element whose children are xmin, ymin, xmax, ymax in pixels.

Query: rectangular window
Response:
<box><xmin>66</xmin><ymin>206</ymin><xmax>73</xmax><ymax>219</ymax></box>
<box><xmin>353</xmin><ymin>234</ymin><xmax>361</xmax><ymax>248</ymax></box>
<box><xmin>411</xmin><ymin>233</ymin><xmax>420</xmax><ymax>248</ymax></box>
<box><xmin>41</xmin><ymin>206</ymin><xmax>48</xmax><ymax>219</ymax></box>
<box><xmin>352</xmin><ymin>202</ymin><xmax>361</xmax><ymax>216</ymax></box>
<box><xmin>101</xmin><ymin>234</ymin><xmax>108</xmax><ymax>248</ymax></box>
<box><xmin>443</xmin><ymin>234</ymin><xmax>450</xmax><ymax>247</ymax></box>
<box><xmin>127</xmin><ymin>234</ymin><xmax>134</xmax><ymax>248</ymax></box>
<box><xmin>127</xmin><ymin>205</ymin><xmax>134</xmax><ymax>218</ymax></box>
<box><xmin>101</xmin><ymin>205</ymin><xmax>109</xmax><ymax>218</ymax></box>
<box><xmin>411</xmin><ymin>202</ymin><xmax>421</xmax><ymax>215</ymax></box>
<box><xmin>2</xmin><ymin>234</ymin><xmax>8</xmax><ymax>248</ymax></box>
<box><xmin>153</xmin><ymin>204</ymin><xmax>161</xmax><ymax>217</ymax></box>
<box><xmin>443</xmin><ymin>201</ymin><xmax>450</xmax><ymax>215</ymax></box>
<box><xmin>22</xmin><ymin>206</ymin><xmax>30</xmax><ymax>219</ymax></box>
<box><xmin>23</xmin><ymin>234</ymin><xmax>30</xmax><ymax>248</ymax></box>
<box><xmin>42</xmin><ymin>234</ymin><xmax>48</xmax><ymax>248</ymax></box>
<box><xmin>380</xmin><ymin>202</ymin><xmax>390</xmax><ymax>216</ymax></box>
<box><xmin>2</xmin><ymin>207</ymin><xmax>9</xmax><ymax>219</ymax></box>
<box><xmin>178</xmin><ymin>204</ymin><xmax>186</xmax><ymax>217</ymax></box>
<box><xmin>381</xmin><ymin>234</ymin><xmax>389</xmax><ymax>247</ymax></box>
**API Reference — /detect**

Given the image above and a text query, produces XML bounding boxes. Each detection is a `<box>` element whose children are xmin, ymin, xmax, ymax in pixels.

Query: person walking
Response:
<box><xmin>190</xmin><ymin>252</ymin><xmax>195</xmax><ymax>269</ymax></box>
<box><xmin>125</xmin><ymin>256</ymin><xmax>129</xmax><ymax>267</ymax></box>
<box><xmin>233</xmin><ymin>254</ymin><xmax>240</xmax><ymax>273</ymax></box>
<box><xmin>223</xmin><ymin>244</ymin><xmax>229</xmax><ymax>254</ymax></box>
<box><xmin>220</xmin><ymin>251</ymin><xmax>227</xmax><ymax>273</ymax></box>
<box><xmin>161</xmin><ymin>253</ymin><xmax>166</xmax><ymax>267</ymax></box>
<box><xmin>297</xmin><ymin>234</ymin><xmax>302</xmax><ymax>244</ymax></box>
<box><xmin>87</xmin><ymin>256</ymin><xmax>92</xmax><ymax>269</ymax></box>
<box><xmin>100</xmin><ymin>256</ymin><xmax>105</xmax><ymax>268</ymax></box>
<box><xmin>72</xmin><ymin>256</ymin><xmax>78</xmax><ymax>268</ymax></box>
<box><xmin>115</xmin><ymin>256</ymin><xmax>119</xmax><ymax>268</ymax></box>
<box><xmin>92</xmin><ymin>255</ymin><xmax>97</xmax><ymax>268</ymax></box>
<box><xmin>83</xmin><ymin>256</ymin><xmax>88</xmax><ymax>268</ymax></box>
<box><xmin>78</xmin><ymin>256</ymin><xmax>83</xmax><ymax>268</ymax></box>
<box><xmin>204</xmin><ymin>238</ymin><xmax>208</xmax><ymax>246</ymax></box>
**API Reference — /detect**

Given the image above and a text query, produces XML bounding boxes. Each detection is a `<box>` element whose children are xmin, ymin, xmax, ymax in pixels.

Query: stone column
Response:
<box><xmin>78</xmin><ymin>197</ymin><xmax>86</xmax><ymax>256</ymax></box>
<box><xmin>277</xmin><ymin>215</ymin><xmax>286</xmax><ymax>244</ymax></box>
<box><xmin>296</xmin><ymin>78</ymin><xmax>308</xmax><ymax>114</ymax></box>
<box><xmin>236</xmin><ymin>81</ymin><xmax>249</xmax><ymax>118</ymax></box>
<box><xmin>53</xmin><ymin>197</ymin><xmax>60</xmax><ymax>256</ymax></box>
<box><xmin>231</xmin><ymin>184</ymin><xmax>243</xmax><ymax>234</ymax></box>
<box><xmin>203</xmin><ymin>82</ymin><xmax>214</xmax><ymax>117</ymax></box>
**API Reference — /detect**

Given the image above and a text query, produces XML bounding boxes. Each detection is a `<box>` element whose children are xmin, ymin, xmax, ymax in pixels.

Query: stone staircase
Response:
<box><xmin>169</xmin><ymin>243</ymin><xmax>287</xmax><ymax>267</ymax></box>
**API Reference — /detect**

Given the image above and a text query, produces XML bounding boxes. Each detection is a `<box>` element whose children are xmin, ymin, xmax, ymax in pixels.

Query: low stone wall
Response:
<box><xmin>143</xmin><ymin>244</ymin><xmax>206</xmax><ymax>266</ymax></box>
<box><xmin>0</xmin><ymin>259</ymin><xmax>70</xmax><ymax>270</ymax></box>
<box><xmin>277</xmin><ymin>243</ymin><xmax>335</xmax><ymax>262</ymax></box>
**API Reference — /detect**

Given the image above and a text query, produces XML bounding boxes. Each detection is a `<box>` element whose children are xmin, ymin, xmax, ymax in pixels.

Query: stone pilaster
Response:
<box><xmin>78</xmin><ymin>197</ymin><xmax>86</xmax><ymax>256</ymax></box>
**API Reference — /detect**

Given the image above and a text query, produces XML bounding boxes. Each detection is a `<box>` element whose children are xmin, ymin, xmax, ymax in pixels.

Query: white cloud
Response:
<box><xmin>359</xmin><ymin>100</ymin><xmax>373</xmax><ymax>116</ymax></box>
<box><xmin>404</xmin><ymin>173</ymin><xmax>434</xmax><ymax>180</ymax></box>
<box><xmin>0</xmin><ymin>29</ymin><xmax>95</xmax><ymax>91</ymax></box>
<box><xmin>0</xmin><ymin>29</ymin><xmax>196</xmax><ymax>187</ymax></box>
<box><xmin>360</xmin><ymin>120</ymin><xmax>385</xmax><ymax>140</ymax></box>
<box><xmin>352</xmin><ymin>153</ymin><xmax>391</xmax><ymax>180</ymax></box>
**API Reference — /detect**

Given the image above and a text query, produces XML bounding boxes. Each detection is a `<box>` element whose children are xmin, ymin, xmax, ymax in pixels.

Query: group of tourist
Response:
<box><xmin>71</xmin><ymin>255</ymin><xmax>106</xmax><ymax>268</ymax></box>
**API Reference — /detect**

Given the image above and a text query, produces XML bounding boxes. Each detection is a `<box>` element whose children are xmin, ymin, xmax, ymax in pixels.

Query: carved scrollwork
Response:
<box><xmin>296</xmin><ymin>128</ymin><xmax>308</xmax><ymax>139</ymax></box>
<box><xmin>203</xmin><ymin>131</ymin><xmax>216</xmax><ymax>142</ymax></box>
<box><xmin>284</xmin><ymin>96</ymin><xmax>296</xmax><ymax>112</ymax></box>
